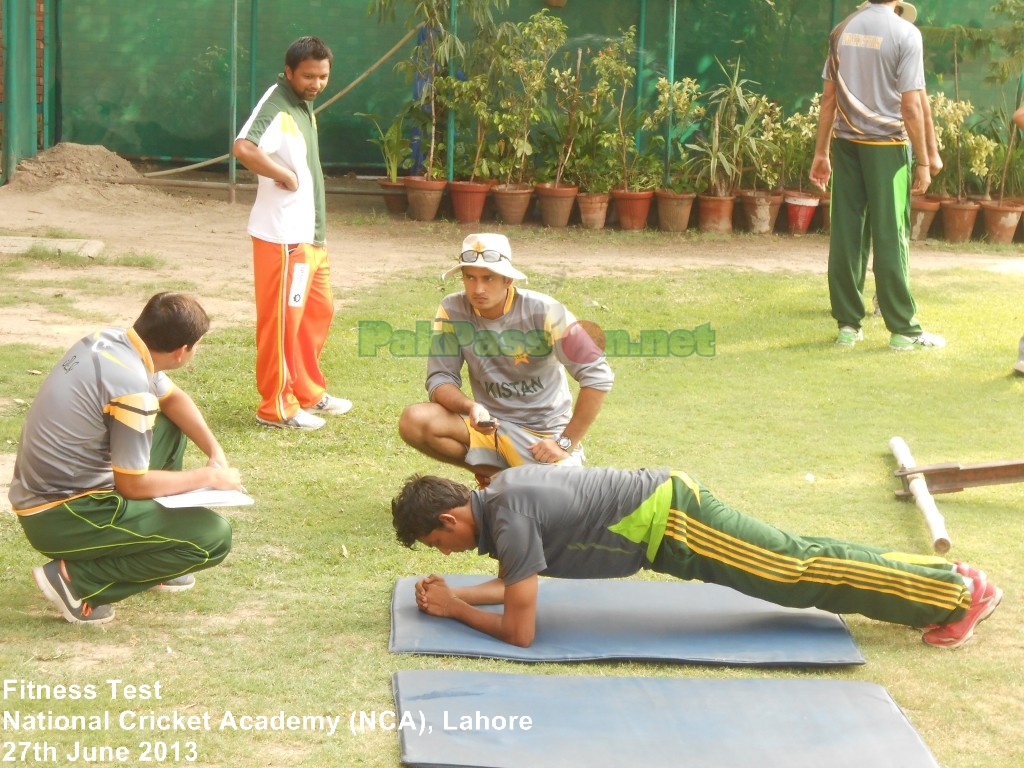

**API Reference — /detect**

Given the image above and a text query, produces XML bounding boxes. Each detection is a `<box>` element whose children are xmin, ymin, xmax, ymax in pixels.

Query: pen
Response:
<box><xmin>211</xmin><ymin>461</ymin><xmax>249</xmax><ymax>494</ymax></box>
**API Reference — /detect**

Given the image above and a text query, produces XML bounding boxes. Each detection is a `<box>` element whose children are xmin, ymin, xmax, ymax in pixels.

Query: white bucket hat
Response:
<box><xmin>441</xmin><ymin>233</ymin><xmax>527</xmax><ymax>281</ymax></box>
<box><xmin>857</xmin><ymin>1</ymin><xmax>917</xmax><ymax>23</ymax></box>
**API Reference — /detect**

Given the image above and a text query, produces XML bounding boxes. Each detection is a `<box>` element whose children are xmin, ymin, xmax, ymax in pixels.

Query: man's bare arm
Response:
<box><xmin>560</xmin><ymin>387</ymin><xmax>606</xmax><ymax>447</ymax></box>
<box><xmin>451</xmin><ymin>577</ymin><xmax>507</xmax><ymax>605</ymax></box>
<box><xmin>114</xmin><ymin>388</ymin><xmax>242</xmax><ymax>499</ymax></box>
<box><xmin>419</xmin><ymin>574</ymin><xmax>538</xmax><ymax>647</ymax></box>
<box><xmin>901</xmin><ymin>89</ymin><xmax>932</xmax><ymax>194</ymax></box>
<box><xmin>528</xmin><ymin>386</ymin><xmax>607</xmax><ymax>463</ymax></box>
<box><xmin>920</xmin><ymin>91</ymin><xmax>942</xmax><ymax>174</ymax></box>
<box><xmin>809</xmin><ymin>80</ymin><xmax>838</xmax><ymax>191</ymax></box>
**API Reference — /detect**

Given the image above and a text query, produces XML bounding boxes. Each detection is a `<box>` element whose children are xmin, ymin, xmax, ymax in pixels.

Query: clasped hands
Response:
<box><xmin>416</xmin><ymin>574</ymin><xmax>456</xmax><ymax>617</ymax></box>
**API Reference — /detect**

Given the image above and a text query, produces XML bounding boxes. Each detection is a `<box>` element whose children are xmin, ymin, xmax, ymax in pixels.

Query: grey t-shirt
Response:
<box><xmin>472</xmin><ymin>464</ymin><xmax>670</xmax><ymax>585</ymax></box>
<box><xmin>8</xmin><ymin>327</ymin><xmax>172</xmax><ymax>514</ymax></box>
<box><xmin>425</xmin><ymin>287</ymin><xmax>614</xmax><ymax>433</ymax></box>
<box><xmin>822</xmin><ymin>3</ymin><xmax>925</xmax><ymax>142</ymax></box>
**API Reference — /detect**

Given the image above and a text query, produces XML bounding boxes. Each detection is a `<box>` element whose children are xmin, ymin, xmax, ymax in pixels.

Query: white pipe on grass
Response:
<box><xmin>889</xmin><ymin>436</ymin><xmax>951</xmax><ymax>554</ymax></box>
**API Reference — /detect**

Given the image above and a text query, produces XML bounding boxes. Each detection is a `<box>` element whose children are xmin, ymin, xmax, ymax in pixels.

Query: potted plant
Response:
<box><xmin>371</xmin><ymin>0</ymin><xmax>510</xmax><ymax>220</ymax></box>
<box><xmin>356</xmin><ymin>110</ymin><xmax>412</xmax><ymax>215</ymax></box>
<box><xmin>591</xmin><ymin>26</ymin><xmax>658</xmax><ymax>230</ymax></box>
<box><xmin>490</xmin><ymin>10</ymin><xmax>564</xmax><ymax>224</ymax></box>
<box><xmin>529</xmin><ymin>18</ymin><xmax>580</xmax><ymax>228</ymax></box>
<box><xmin>978</xmin><ymin>117</ymin><xmax>1024</xmax><ymax>243</ymax></box>
<box><xmin>735</xmin><ymin>94</ymin><xmax>783</xmax><ymax>234</ymax></box>
<box><xmin>929</xmin><ymin>92</ymin><xmax>996</xmax><ymax>241</ymax></box>
<box><xmin>398</xmin><ymin>21</ymin><xmax>449</xmax><ymax>221</ymax></box>
<box><xmin>686</xmin><ymin>58</ymin><xmax>767</xmax><ymax>233</ymax></box>
<box><xmin>642</xmin><ymin>75</ymin><xmax>704</xmax><ymax>232</ymax></box>
<box><xmin>434</xmin><ymin>23</ymin><xmax>511</xmax><ymax>224</ymax></box>
<box><xmin>565</xmin><ymin>116</ymin><xmax>620</xmax><ymax>230</ymax></box>
<box><xmin>769</xmin><ymin>95</ymin><xmax>821</xmax><ymax>234</ymax></box>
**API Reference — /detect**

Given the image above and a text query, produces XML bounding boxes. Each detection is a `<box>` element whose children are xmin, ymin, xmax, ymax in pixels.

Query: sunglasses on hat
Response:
<box><xmin>460</xmin><ymin>249</ymin><xmax>511</xmax><ymax>265</ymax></box>
<box><xmin>460</xmin><ymin>249</ymin><xmax>510</xmax><ymax>264</ymax></box>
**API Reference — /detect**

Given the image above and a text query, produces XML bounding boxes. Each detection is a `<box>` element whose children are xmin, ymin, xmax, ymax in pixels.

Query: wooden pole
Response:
<box><xmin>889</xmin><ymin>437</ymin><xmax>951</xmax><ymax>554</ymax></box>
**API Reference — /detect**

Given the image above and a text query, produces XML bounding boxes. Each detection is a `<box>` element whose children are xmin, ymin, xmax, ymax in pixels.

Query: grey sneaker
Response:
<box><xmin>1013</xmin><ymin>360</ymin><xmax>1024</xmax><ymax>376</ymax></box>
<box><xmin>257</xmin><ymin>410</ymin><xmax>325</xmax><ymax>430</ymax></box>
<box><xmin>151</xmin><ymin>574</ymin><xmax>196</xmax><ymax>593</ymax></box>
<box><xmin>835</xmin><ymin>326</ymin><xmax>863</xmax><ymax>347</ymax></box>
<box><xmin>890</xmin><ymin>331</ymin><xmax>946</xmax><ymax>351</ymax></box>
<box><xmin>311</xmin><ymin>393</ymin><xmax>353</xmax><ymax>415</ymax></box>
<box><xmin>32</xmin><ymin>560</ymin><xmax>115</xmax><ymax>625</ymax></box>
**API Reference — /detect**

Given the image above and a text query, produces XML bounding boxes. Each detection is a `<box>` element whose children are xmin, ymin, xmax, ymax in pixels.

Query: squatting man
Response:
<box><xmin>399</xmin><ymin>233</ymin><xmax>614</xmax><ymax>488</ymax></box>
<box><xmin>392</xmin><ymin>464</ymin><xmax>1001</xmax><ymax>649</ymax></box>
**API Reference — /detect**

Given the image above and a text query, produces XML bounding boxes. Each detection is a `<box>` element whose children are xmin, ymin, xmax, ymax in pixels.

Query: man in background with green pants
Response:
<box><xmin>809</xmin><ymin>0</ymin><xmax>945</xmax><ymax>351</ymax></box>
<box><xmin>392</xmin><ymin>464</ymin><xmax>1001</xmax><ymax>650</ymax></box>
<box><xmin>9</xmin><ymin>292</ymin><xmax>239</xmax><ymax>625</ymax></box>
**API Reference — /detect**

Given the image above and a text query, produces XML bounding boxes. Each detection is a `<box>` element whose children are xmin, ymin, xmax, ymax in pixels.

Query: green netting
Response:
<box><xmin>48</xmin><ymin>0</ymin><xmax>1019</xmax><ymax>171</ymax></box>
<box><xmin>2</xmin><ymin>0</ymin><xmax>40</xmax><ymax>182</ymax></box>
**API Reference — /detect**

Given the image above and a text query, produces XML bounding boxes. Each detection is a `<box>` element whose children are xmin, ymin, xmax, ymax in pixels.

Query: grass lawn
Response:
<box><xmin>1</xmin><ymin>250</ymin><xmax>1022</xmax><ymax>767</ymax></box>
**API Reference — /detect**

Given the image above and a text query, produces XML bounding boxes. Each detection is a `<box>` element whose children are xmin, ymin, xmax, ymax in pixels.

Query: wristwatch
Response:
<box><xmin>555</xmin><ymin>436</ymin><xmax>573</xmax><ymax>452</ymax></box>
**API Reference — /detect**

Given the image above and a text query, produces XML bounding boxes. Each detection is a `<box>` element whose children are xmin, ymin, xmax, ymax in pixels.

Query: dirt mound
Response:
<box><xmin>9</xmin><ymin>142</ymin><xmax>142</xmax><ymax>192</ymax></box>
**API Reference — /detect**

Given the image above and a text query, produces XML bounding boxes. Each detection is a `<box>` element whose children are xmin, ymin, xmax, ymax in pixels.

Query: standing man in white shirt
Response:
<box><xmin>233</xmin><ymin>36</ymin><xmax>352</xmax><ymax>430</ymax></box>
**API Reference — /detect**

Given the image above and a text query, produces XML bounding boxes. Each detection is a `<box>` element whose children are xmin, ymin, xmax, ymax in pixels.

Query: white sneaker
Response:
<box><xmin>311</xmin><ymin>394</ymin><xmax>353</xmax><ymax>415</ymax></box>
<box><xmin>890</xmin><ymin>331</ymin><xmax>946</xmax><ymax>351</ymax></box>
<box><xmin>257</xmin><ymin>410</ymin><xmax>326</xmax><ymax>430</ymax></box>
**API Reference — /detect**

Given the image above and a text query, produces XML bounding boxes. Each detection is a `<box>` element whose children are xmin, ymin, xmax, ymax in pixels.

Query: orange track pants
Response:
<box><xmin>251</xmin><ymin>238</ymin><xmax>334</xmax><ymax>422</ymax></box>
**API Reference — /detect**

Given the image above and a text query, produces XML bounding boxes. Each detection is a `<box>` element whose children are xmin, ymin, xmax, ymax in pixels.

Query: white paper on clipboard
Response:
<box><xmin>155</xmin><ymin>489</ymin><xmax>254</xmax><ymax>508</ymax></box>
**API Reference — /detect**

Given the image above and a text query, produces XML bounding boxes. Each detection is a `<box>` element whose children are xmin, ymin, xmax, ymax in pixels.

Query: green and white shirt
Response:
<box><xmin>236</xmin><ymin>75</ymin><xmax>327</xmax><ymax>246</ymax></box>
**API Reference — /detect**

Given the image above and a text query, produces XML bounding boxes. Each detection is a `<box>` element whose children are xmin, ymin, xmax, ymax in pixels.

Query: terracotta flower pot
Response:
<box><xmin>576</xmin><ymin>192</ymin><xmax>610</xmax><ymax>230</ymax></box>
<box><xmin>403</xmin><ymin>176</ymin><xmax>446</xmax><ymax>221</ymax></box>
<box><xmin>491</xmin><ymin>183</ymin><xmax>534</xmax><ymax>225</ymax></box>
<box><xmin>655</xmin><ymin>189</ymin><xmax>696</xmax><ymax>232</ymax></box>
<box><xmin>737</xmin><ymin>190</ymin><xmax>781</xmax><ymax>234</ymax></box>
<box><xmin>939</xmin><ymin>199</ymin><xmax>980</xmax><ymax>243</ymax></box>
<box><xmin>909</xmin><ymin>196</ymin><xmax>940</xmax><ymax>241</ymax></box>
<box><xmin>377</xmin><ymin>178</ymin><xmax>407</xmax><ymax>216</ymax></box>
<box><xmin>610</xmin><ymin>189</ymin><xmax>654</xmax><ymax>230</ymax></box>
<box><xmin>535</xmin><ymin>183</ymin><xmax>578</xmax><ymax>228</ymax></box>
<box><xmin>784</xmin><ymin>194</ymin><xmax>818</xmax><ymax>235</ymax></box>
<box><xmin>696</xmin><ymin>194</ymin><xmax>735</xmax><ymax>234</ymax></box>
<box><xmin>980</xmin><ymin>200</ymin><xmax>1024</xmax><ymax>245</ymax></box>
<box><xmin>447</xmin><ymin>180</ymin><xmax>490</xmax><ymax>224</ymax></box>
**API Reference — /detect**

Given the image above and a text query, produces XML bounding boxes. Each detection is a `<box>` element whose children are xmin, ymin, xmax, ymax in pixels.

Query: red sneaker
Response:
<box><xmin>922</xmin><ymin>568</ymin><xmax>1002</xmax><ymax>648</ymax></box>
<box><xmin>954</xmin><ymin>561</ymin><xmax>987</xmax><ymax>592</ymax></box>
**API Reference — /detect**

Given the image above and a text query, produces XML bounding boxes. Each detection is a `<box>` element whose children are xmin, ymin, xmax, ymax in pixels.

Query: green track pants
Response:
<box><xmin>827</xmin><ymin>138</ymin><xmax>923</xmax><ymax>336</ymax></box>
<box><xmin>19</xmin><ymin>414</ymin><xmax>232</xmax><ymax>606</ymax></box>
<box><xmin>650</xmin><ymin>474</ymin><xmax>969</xmax><ymax>628</ymax></box>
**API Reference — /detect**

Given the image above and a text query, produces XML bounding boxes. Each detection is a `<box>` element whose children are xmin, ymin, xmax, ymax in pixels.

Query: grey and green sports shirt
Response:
<box><xmin>822</xmin><ymin>3</ymin><xmax>925</xmax><ymax>143</ymax></box>
<box><xmin>426</xmin><ymin>287</ymin><xmax>614</xmax><ymax>433</ymax></box>
<box><xmin>472</xmin><ymin>464</ymin><xmax>671</xmax><ymax>586</ymax></box>
<box><xmin>8</xmin><ymin>328</ymin><xmax>172</xmax><ymax>515</ymax></box>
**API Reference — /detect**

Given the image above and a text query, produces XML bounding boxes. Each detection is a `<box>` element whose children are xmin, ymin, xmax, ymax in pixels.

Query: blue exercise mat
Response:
<box><xmin>392</xmin><ymin>670</ymin><xmax>940</xmax><ymax>768</ymax></box>
<box><xmin>390</xmin><ymin>575</ymin><xmax>864</xmax><ymax>666</ymax></box>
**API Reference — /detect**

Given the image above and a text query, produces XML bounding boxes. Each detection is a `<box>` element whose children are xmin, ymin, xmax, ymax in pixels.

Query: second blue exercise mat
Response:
<box><xmin>392</xmin><ymin>671</ymin><xmax>940</xmax><ymax>768</ymax></box>
<box><xmin>390</xmin><ymin>575</ymin><xmax>864</xmax><ymax>666</ymax></box>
